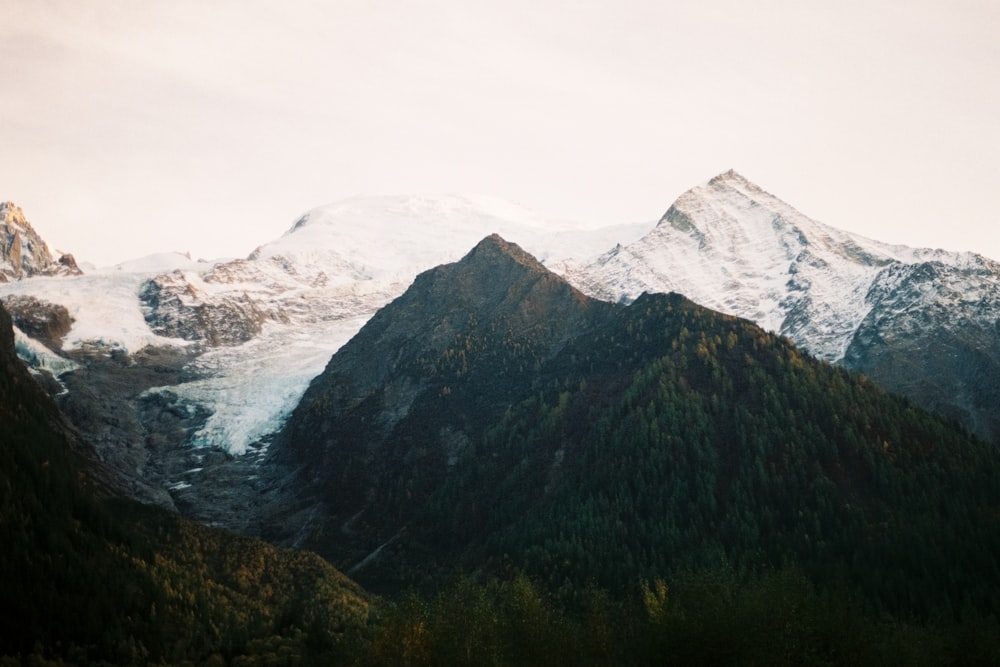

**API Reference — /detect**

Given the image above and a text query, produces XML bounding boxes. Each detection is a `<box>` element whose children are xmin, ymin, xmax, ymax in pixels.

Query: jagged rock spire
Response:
<box><xmin>0</xmin><ymin>202</ymin><xmax>82</xmax><ymax>281</ymax></box>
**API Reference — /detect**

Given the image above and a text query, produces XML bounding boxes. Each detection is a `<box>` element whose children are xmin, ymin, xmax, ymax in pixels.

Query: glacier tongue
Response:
<box><xmin>156</xmin><ymin>315</ymin><xmax>370</xmax><ymax>456</ymax></box>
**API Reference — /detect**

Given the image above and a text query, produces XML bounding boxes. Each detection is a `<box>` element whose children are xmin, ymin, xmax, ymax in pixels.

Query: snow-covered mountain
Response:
<box><xmin>3</xmin><ymin>177</ymin><xmax>1000</xmax><ymax>515</ymax></box>
<box><xmin>568</xmin><ymin>170</ymin><xmax>1000</xmax><ymax>441</ymax></box>
<box><xmin>133</xmin><ymin>195</ymin><xmax>648</xmax><ymax>457</ymax></box>
<box><xmin>569</xmin><ymin>171</ymin><xmax>981</xmax><ymax>360</ymax></box>
<box><xmin>0</xmin><ymin>196</ymin><xmax>648</xmax><ymax>468</ymax></box>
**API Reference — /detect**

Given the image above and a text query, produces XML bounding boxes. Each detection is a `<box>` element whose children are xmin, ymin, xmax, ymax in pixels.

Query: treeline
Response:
<box><xmin>345</xmin><ymin>568</ymin><xmax>1000</xmax><ymax>666</ymax></box>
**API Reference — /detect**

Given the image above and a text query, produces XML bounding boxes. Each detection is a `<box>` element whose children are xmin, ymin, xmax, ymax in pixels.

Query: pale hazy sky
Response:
<box><xmin>2</xmin><ymin>0</ymin><xmax>998</xmax><ymax>267</ymax></box>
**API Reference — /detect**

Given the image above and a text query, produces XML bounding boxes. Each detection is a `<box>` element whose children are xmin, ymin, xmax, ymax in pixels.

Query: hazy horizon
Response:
<box><xmin>3</xmin><ymin>1</ymin><xmax>998</xmax><ymax>267</ymax></box>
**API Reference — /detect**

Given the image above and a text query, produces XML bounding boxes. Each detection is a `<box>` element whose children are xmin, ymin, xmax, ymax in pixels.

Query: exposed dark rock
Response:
<box><xmin>57</xmin><ymin>252</ymin><xmax>80</xmax><ymax>273</ymax></box>
<box><xmin>1</xmin><ymin>294</ymin><xmax>74</xmax><ymax>348</ymax></box>
<box><xmin>844</xmin><ymin>260</ymin><xmax>1000</xmax><ymax>443</ymax></box>
<box><xmin>139</xmin><ymin>270</ymin><xmax>268</xmax><ymax>346</ymax></box>
<box><xmin>54</xmin><ymin>344</ymin><xmax>206</xmax><ymax>508</ymax></box>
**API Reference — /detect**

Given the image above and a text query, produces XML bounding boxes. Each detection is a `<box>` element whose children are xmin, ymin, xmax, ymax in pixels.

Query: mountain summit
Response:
<box><xmin>570</xmin><ymin>171</ymin><xmax>1000</xmax><ymax>442</ymax></box>
<box><xmin>269</xmin><ymin>232</ymin><xmax>605</xmax><ymax>480</ymax></box>
<box><xmin>263</xmin><ymin>234</ymin><xmax>613</xmax><ymax>566</ymax></box>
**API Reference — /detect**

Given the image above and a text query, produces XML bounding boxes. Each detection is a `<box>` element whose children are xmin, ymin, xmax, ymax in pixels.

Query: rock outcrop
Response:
<box><xmin>1</xmin><ymin>294</ymin><xmax>74</xmax><ymax>349</ymax></box>
<box><xmin>0</xmin><ymin>202</ymin><xmax>81</xmax><ymax>281</ymax></box>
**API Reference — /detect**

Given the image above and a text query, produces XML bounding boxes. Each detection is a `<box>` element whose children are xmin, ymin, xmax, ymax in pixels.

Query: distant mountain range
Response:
<box><xmin>4</xmin><ymin>180</ymin><xmax>1000</xmax><ymax>661</ymax></box>
<box><xmin>2</xmin><ymin>172</ymin><xmax>999</xmax><ymax>511</ymax></box>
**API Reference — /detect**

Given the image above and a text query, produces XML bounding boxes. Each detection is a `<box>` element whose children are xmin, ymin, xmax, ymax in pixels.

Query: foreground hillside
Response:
<box><xmin>269</xmin><ymin>236</ymin><xmax>1000</xmax><ymax>622</ymax></box>
<box><xmin>0</xmin><ymin>302</ymin><xmax>371</xmax><ymax>664</ymax></box>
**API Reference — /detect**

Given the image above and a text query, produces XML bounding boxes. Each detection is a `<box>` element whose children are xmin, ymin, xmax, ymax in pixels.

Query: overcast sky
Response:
<box><xmin>3</xmin><ymin>0</ymin><xmax>998</xmax><ymax>267</ymax></box>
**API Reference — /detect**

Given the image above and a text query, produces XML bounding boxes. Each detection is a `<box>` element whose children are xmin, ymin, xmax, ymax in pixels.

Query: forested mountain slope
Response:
<box><xmin>268</xmin><ymin>236</ymin><xmax>1000</xmax><ymax>620</ymax></box>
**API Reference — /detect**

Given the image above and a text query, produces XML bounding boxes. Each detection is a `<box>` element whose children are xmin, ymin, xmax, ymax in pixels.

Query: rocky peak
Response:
<box><xmin>0</xmin><ymin>202</ymin><xmax>82</xmax><ymax>281</ymax></box>
<box><xmin>465</xmin><ymin>233</ymin><xmax>547</xmax><ymax>271</ymax></box>
<box><xmin>707</xmin><ymin>168</ymin><xmax>754</xmax><ymax>189</ymax></box>
<box><xmin>1</xmin><ymin>201</ymin><xmax>29</xmax><ymax>227</ymax></box>
<box><xmin>268</xmin><ymin>233</ymin><xmax>607</xmax><ymax>459</ymax></box>
<box><xmin>392</xmin><ymin>234</ymin><xmax>597</xmax><ymax>346</ymax></box>
<box><xmin>263</xmin><ymin>235</ymin><xmax>616</xmax><ymax>557</ymax></box>
<box><xmin>301</xmin><ymin>234</ymin><xmax>598</xmax><ymax>398</ymax></box>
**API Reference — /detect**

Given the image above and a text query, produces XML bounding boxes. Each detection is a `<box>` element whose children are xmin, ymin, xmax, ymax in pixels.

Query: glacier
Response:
<box><xmin>0</xmin><ymin>195</ymin><xmax>649</xmax><ymax>456</ymax></box>
<box><xmin>6</xmin><ymin>177</ymin><xmax>1000</xmax><ymax>463</ymax></box>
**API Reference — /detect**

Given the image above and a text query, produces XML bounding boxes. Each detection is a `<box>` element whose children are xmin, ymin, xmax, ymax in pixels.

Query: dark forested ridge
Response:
<box><xmin>431</xmin><ymin>292</ymin><xmax>1000</xmax><ymax>613</ymax></box>
<box><xmin>270</xmin><ymin>236</ymin><xmax>1000</xmax><ymax>622</ymax></box>
<box><xmin>0</xmin><ymin>302</ymin><xmax>371</xmax><ymax>664</ymax></box>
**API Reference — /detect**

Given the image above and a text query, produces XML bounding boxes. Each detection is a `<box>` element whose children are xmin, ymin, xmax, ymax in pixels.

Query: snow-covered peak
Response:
<box><xmin>570</xmin><ymin>172</ymin><xmax>1000</xmax><ymax>362</ymax></box>
<box><xmin>252</xmin><ymin>195</ymin><xmax>564</xmax><ymax>284</ymax></box>
<box><xmin>662</xmin><ymin>170</ymin><xmax>885</xmax><ymax>261</ymax></box>
<box><xmin>664</xmin><ymin>170</ymin><xmax>987</xmax><ymax>269</ymax></box>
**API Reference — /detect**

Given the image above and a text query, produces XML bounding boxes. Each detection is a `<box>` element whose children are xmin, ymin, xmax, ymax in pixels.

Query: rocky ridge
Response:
<box><xmin>261</xmin><ymin>232</ymin><xmax>1000</xmax><ymax>601</ymax></box>
<box><xmin>0</xmin><ymin>201</ymin><xmax>80</xmax><ymax>281</ymax></box>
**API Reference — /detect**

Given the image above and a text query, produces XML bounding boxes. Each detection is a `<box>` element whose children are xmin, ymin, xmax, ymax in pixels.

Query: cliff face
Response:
<box><xmin>0</xmin><ymin>201</ymin><xmax>81</xmax><ymax>281</ymax></box>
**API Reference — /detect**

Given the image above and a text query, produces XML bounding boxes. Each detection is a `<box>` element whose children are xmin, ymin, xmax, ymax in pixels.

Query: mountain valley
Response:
<box><xmin>3</xmin><ymin>178</ymin><xmax>1000</xmax><ymax>663</ymax></box>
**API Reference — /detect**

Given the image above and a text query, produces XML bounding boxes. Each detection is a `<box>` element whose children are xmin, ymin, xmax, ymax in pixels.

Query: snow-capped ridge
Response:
<box><xmin>571</xmin><ymin>171</ymin><xmax>1000</xmax><ymax>363</ymax></box>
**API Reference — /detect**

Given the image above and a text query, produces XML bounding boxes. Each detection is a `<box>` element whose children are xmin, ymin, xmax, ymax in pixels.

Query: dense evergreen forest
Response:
<box><xmin>292</xmin><ymin>286</ymin><xmax>1000</xmax><ymax>623</ymax></box>
<box><xmin>422</xmin><ymin>293</ymin><xmax>1000</xmax><ymax>617</ymax></box>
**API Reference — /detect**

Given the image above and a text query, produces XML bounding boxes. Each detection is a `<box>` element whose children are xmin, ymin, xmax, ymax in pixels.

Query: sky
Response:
<box><xmin>2</xmin><ymin>0</ymin><xmax>998</xmax><ymax>267</ymax></box>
